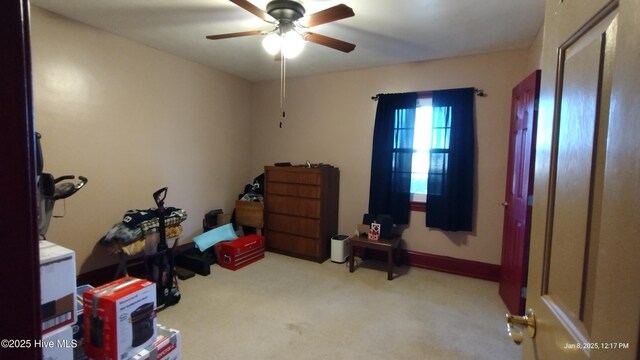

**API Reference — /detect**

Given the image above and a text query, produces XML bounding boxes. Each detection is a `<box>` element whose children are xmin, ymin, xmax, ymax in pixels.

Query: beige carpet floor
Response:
<box><xmin>158</xmin><ymin>252</ymin><xmax>522</xmax><ymax>360</ymax></box>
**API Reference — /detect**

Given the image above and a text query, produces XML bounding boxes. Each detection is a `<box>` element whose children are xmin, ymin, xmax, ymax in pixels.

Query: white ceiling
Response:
<box><xmin>30</xmin><ymin>0</ymin><xmax>545</xmax><ymax>82</ymax></box>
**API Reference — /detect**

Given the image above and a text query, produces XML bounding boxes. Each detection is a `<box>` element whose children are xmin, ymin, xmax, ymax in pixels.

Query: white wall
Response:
<box><xmin>528</xmin><ymin>25</ymin><xmax>544</xmax><ymax>71</ymax></box>
<box><xmin>31</xmin><ymin>4</ymin><xmax>541</xmax><ymax>271</ymax></box>
<box><xmin>31</xmin><ymin>7</ymin><xmax>253</xmax><ymax>273</ymax></box>
<box><xmin>250</xmin><ymin>51</ymin><xmax>532</xmax><ymax>264</ymax></box>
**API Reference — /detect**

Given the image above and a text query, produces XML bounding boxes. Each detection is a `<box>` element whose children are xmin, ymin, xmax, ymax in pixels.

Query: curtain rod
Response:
<box><xmin>371</xmin><ymin>88</ymin><xmax>487</xmax><ymax>101</ymax></box>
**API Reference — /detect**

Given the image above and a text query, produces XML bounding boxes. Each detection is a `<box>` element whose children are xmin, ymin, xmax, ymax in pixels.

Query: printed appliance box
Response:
<box><xmin>132</xmin><ymin>324</ymin><xmax>181</xmax><ymax>360</ymax></box>
<box><xmin>218</xmin><ymin>234</ymin><xmax>265</xmax><ymax>271</ymax></box>
<box><xmin>83</xmin><ymin>277</ymin><xmax>157</xmax><ymax>360</ymax></box>
<box><xmin>41</xmin><ymin>324</ymin><xmax>75</xmax><ymax>360</ymax></box>
<box><xmin>39</xmin><ymin>240</ymin><xmax>76</xmax><ymax>335</ymax></box>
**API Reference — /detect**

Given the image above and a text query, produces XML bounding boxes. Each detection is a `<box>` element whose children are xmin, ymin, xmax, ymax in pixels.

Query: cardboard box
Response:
<box><xmin>83</xmin><ymin>277</ymin><xmax>157</xmax><ymax>360</ymax></box>
<box><xmin>356</xmin><ymin>223</ymin><xmax>370</xmax><ymax>236</ymax></box>
<box><xmin>41</xmin><ymin>325</ymin><xmax>76</xmax><ymax>360</ymax></box>
<box><xmin>235</xmin><ymin>200</ymin><xmax>264</xmax><ymax>229</ymax></box>
<box><xmin>40</xmin><ymin>240</ymin><xmax>77</xmax><ymax>335</ymax></box>
<box><xmin>132</xmin><ymin>325</ymin><xmax>181</xmax><ymax>360</ymax></box>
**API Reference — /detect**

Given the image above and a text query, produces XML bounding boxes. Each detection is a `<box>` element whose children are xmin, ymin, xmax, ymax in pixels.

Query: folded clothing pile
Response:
<box><xmin>99</xmin><ymin>207</ymin><xmax>188</xmax><ymax>255</ymax></box>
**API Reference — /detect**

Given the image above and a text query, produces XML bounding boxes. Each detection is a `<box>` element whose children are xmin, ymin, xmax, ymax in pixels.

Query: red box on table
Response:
<box><xmin>218</xmin><ymin>234</ymin><xmax>265</xmax><ymax>271</ymax></box>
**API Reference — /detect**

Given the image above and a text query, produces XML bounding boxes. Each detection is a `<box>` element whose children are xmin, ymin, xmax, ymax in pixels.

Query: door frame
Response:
<box><xmin>0</xmin><ymin>1</ymin><xmax>42</xmax><ymax>358</ymax></box>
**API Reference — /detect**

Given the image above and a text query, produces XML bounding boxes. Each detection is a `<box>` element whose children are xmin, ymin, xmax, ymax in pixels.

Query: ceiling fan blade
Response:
<box><xmin>230</xmin><ymin>0</ymin><xmax>272</xmax><ymax>21</ymax></box>
<box><xmin>301</xmin><ymin>4</ymin><xmax>354</xmax><ymax>27</ymax></box>
<box><xmin>304</xmin><ymin>32</ymin><xmax>356</xmax><ymax>53</ymax></box>
<box><xmin>206</xmin><ymin>30</ymin><xmax>264</xmax><ymax>40</ymax></box>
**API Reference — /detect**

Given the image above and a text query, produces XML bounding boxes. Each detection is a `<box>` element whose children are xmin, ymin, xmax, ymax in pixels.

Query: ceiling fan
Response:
<box><xmin>206</xmin><ymin>0</ymin><xmax>356</xmax><ymax>57</ymax></box>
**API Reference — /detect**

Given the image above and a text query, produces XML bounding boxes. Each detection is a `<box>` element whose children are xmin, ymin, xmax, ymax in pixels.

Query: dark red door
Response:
<box><xmin>499</xmin><ymin>70</ymin><xmax>540</xmax><ymax>315</ymax></box>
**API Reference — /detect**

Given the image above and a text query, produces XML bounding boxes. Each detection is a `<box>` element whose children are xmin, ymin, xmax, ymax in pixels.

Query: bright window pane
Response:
<box><xmin>410</xmin><ymin>99</ymin><xmax>432</xmax><ymax>195</ymax></box>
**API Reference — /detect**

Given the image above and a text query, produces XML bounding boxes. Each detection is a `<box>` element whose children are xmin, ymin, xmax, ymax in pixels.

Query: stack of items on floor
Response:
<box><xmin>39</xmin><ymin>240</ymin><xmax>77</xmax><ymax>360</ymax></box>
<box><xmin>176</xmin><ymin>201</ymin><xmax>265</xmax><ymax>276</ymax></box>
<box><xmin>39</xmin><ymin>241</ymin><xmax>181</xmax><ymax>360</ymax></box>
<box><xmin>202</xmin><ymin>174</ymin><xmax>265</xmax><ymax>272</ymax></box>
<box><xmin>74</xmin><ymin>276</ymin><xmax>181</xmax><ymax>360</ymax></box>
<box><xmin>99</xmin><ymin>207</ymin><xmax>188</xmax><ymax>256</ymax></box>
<box><xmin>173</xmin><ymin>210</ymin><xmax>227</xmax><ymax>276</ymax></box>
<box><xmin>81</xmin><ymin>277</ymin><xmax>181</xmax><ymax>360</ymax></box>
<box><xmin>183</xmin><ymin>222</ymin><xmax>266</xmax><ymax>273</ymax></box>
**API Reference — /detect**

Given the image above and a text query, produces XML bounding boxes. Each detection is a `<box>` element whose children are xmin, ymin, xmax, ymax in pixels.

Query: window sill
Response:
<box><xmin>410</xmin><ymin>201</ymin><xmax>426</xmax><ymax>212</ymax></box>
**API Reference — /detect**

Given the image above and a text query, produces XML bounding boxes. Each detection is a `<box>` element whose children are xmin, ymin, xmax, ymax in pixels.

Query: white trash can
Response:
<box><xmin>331</xmin><ymin>235</ymin><xmax>350</xmax><ymax>263</ymax></box>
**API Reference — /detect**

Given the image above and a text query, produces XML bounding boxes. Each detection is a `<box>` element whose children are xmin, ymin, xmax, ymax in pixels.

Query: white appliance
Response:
<box><xmin>330</xmin><ymin>235</ymin><xmax>350</xmax><ymax>263</ymax></box>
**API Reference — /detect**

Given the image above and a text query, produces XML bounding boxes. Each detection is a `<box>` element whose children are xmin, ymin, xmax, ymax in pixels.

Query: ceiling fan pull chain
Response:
<box><xmin>280</xmin><ymin>51</ymin><xmax>286</xmax><ymax>128</ymax></box>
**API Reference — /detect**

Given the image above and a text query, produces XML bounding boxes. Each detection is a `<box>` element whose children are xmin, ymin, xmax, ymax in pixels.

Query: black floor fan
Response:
<box><xmin>146</xmin><ymin>187</ymin><xmax>181</xmax><ymax>310</ymax></box>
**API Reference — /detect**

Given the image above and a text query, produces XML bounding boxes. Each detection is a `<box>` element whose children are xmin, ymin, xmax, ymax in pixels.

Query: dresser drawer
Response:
<box><xmin>267</xmin><ymin>213</ymin><xmax>320</xmax><ymax>238</ymax></box>
<box><xmin>266</xmin><ymin>182</ymin><xmax>321</xmax><ymax>198</ymax></box>
<box><xmin>266</xmin><ymin>169</ymin><xmax>321</xmax><ymax>185</ymax></box>
<box><xmin>267</xmin><ymin>195</ymin><xmax>320</xmax><ymax>218</ymax></box>
<box><xmin>266</xmin><ymin>231</ymin><xmax>319</xmax><ymax>259</ymax></box>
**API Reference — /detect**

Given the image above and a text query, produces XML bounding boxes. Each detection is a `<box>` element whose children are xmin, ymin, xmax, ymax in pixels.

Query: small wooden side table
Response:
<box><xmin>349</xmin><ymin>235</ymin><xmax>402</xmax><ymax>280</ymax></box>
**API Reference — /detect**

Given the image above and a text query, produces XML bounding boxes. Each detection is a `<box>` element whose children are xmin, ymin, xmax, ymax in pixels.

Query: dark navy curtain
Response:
<box><xmin>425</xmin><ymin>87</ymin><xmax>475</xmax><ymax>231</ymax></box>
<box><xmin>368</xmin><ymin>92</ymin><xmax>417</xmax><ymax>224</ymax></box>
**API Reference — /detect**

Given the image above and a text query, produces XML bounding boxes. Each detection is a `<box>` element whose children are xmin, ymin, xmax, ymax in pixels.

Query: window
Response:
<box><xmin>410</xmin><ymin>94</ymin><xmax>453</xmax><ymax>205</ymax></box>
<box><xmin>370</xmin><ymin>88</ymin><xmax>474</xmax><ymax>229</ymax></box>
<box><xmin>410</xmin><ymin>95</ymin><xmax>434</xmax><ymax>204</ymax></box>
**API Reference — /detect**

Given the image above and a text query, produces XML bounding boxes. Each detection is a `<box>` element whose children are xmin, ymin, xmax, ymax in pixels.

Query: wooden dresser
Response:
<box><xmin>264</xmin><ymin>166</ymin><xmax>339</xmax><ymax>262</ymax></box>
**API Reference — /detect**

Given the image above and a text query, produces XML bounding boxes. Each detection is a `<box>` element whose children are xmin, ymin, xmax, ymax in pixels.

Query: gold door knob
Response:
<box><xmin>500</xmin><ymin>201</ymin><xmax>509</xmax><ymax>207</ymax></box>
<box><xmin>506</xmin><ymin>308</ymin><xmax>536</xmax><ymax>345</ymax></box>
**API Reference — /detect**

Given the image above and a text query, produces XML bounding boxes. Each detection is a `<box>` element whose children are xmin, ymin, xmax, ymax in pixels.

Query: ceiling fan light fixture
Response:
<box><xmin>262</xmin><ymin>30</ymin><xmax>305</xmax><ymax>58</ymax></box>
<box><xmin>262</xmin><ymin>33</ymin><xmax>282</xmax><ymax>55</ymax></box>
<box><xmin>207</xmin><ymin>1</ymin><xmax>356</xmax><ymax>56</ymax></box>
<box><xmin>282</xmin><ymin>31</ymin><xmax>305</xmax><ymax>58</ymax></box>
